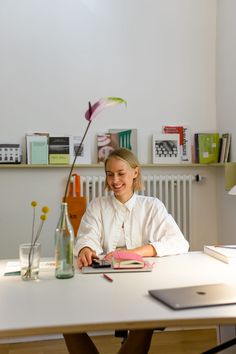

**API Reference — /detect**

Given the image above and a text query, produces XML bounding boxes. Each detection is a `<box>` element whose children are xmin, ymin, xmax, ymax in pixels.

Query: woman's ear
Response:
<box><xmin>133</xmin><ymin>167</ymin><xmax>139</xmax><ymax>178</ymax></box>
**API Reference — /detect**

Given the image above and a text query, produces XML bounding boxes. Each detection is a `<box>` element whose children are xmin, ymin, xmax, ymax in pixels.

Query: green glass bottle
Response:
<box><xmin>55</xmin><ymin>202</ymin><xmax>74</xmax><ymax>279</ymax></box>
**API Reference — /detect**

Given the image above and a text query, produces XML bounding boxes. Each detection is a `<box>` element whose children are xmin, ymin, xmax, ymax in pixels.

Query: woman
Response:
<box><xmin>64</xmin><ymin>148</ymin><xmax>189</xmax><ymax>354</ymax></box>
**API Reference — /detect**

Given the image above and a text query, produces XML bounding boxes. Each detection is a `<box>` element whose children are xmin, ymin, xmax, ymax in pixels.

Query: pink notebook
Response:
<box><xmin>112</xmin><ymin>250</ymin><xmax>149</xmax><ymax>269</ymax></box>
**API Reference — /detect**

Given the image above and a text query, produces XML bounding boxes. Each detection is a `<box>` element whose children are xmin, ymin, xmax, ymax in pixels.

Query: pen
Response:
<box><xmin>103</xmin><ymin>273</ymin><xmax>113</xmax><ymax>282</ymax></box>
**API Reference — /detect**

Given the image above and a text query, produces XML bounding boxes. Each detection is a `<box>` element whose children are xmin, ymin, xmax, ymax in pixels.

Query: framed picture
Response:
<box><xmin>152</xmin><ymin>134</ymin><xmax>180</xmax><ymax>164</ymax></box>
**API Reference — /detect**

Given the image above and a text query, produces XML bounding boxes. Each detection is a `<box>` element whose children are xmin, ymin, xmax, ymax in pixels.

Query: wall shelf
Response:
<box><xmin>0</xmin><ymin>163</ymin><xmax>226</xmax><ymax>169</ymax></box>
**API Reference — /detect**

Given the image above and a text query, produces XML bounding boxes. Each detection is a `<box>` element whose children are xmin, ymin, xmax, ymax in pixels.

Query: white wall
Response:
<box><xmin>0</xmin><ymin>0</ymin><xmax>216</xmax><ymax>163</ymax></box>
<box><xmin>216</xmin><ymin>0</ymin><xmax>236</xmax><ymax>244</ymax></box>
<box><xmin>0</xmin><ymin>0</ymin><xmax>220</xmax><ymax>258</ymax></box>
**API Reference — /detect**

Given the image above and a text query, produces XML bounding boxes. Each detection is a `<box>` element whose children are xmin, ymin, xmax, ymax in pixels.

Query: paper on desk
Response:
<box><xmin>3</xmin><ymin>261</ymin><xmax>55</xmax><ymax>275</ymax></box>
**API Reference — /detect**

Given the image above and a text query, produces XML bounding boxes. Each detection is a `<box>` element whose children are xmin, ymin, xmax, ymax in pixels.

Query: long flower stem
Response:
<box><xmin>63</xmin><ymin>118</ymin><xmax>92</xmax><ymax>202</ymax></box>
<box><xmin>24</xmin><ymin>221</ymin><xmax>45</xmax><ymax>278</ymax></box>
<box><xmin>31</xmin><ymin>207</ymin><xmax>36</xmax><ymax>245</ymax></box>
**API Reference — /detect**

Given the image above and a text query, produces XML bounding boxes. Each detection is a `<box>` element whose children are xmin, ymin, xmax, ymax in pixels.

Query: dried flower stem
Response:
<box><xmin>31</xmin><ymin>206</ymin><xmax>36</xmax><ymax>246</ymax></box>
<box><xmin>24</xmin><ymin>220</ymin><xmax>45</xmax><ymax>279</ymax></box>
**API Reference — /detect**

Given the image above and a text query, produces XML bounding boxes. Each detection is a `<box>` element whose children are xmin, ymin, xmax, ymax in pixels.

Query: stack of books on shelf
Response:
<box><xmin>218</xmin><ymin>133</ymin><xmax>231</xmax><ymax>163</ymax></box>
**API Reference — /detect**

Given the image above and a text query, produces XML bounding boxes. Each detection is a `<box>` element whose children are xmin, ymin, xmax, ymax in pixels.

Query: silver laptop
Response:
<box><xmin>149</xmin><ymin>283</ymin><xmax>236</xmax><ymax>310</ymax></box>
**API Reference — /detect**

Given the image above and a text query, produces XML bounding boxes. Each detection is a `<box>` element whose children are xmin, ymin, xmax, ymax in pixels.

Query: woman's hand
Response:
<box><xmin>104</xmin><ymin>251</ymin><xmax>114</xmax><ymax>261</ymax></box>
<box><xmin>77</xmin><ymin>247</ymin><xmax>99</xmax><ymax>269</ymax></box>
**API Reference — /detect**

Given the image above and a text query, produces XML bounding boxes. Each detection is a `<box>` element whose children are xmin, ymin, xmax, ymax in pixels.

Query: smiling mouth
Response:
<box><xmin>112</xmin><ymin>185</ymin><xmax>123</xmax><ymax>191</ymax></box>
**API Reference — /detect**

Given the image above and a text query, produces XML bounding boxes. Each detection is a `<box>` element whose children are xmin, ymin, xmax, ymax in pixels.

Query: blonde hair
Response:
<box><xmin>104</xmin><ymin>148</ymin><xmax>144</xmax><ymax>191</ymax></box>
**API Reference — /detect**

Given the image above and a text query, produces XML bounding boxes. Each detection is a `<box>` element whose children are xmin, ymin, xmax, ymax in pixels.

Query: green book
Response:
<box><xmin>30</xmin><ymin>140</ymin><xmax>48</xmax><ymax>164</ymax></box>
<box><xmin>197</xmin><ymin>133</ymin><xmax>220</xmax><ymax>164</ymax></box>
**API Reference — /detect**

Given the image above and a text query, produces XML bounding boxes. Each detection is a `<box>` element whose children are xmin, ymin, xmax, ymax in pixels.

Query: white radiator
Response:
<box><xmin>80</xmin><ymin>175</ymin><xmax>195</xmax><ymax>242</ymax></box>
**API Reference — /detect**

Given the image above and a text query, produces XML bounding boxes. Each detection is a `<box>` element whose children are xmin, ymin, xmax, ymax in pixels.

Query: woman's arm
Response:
<box><xmin>105</xmin><ymin>244</ymin><xmax>157</xmax><ymax>261</ymax></box>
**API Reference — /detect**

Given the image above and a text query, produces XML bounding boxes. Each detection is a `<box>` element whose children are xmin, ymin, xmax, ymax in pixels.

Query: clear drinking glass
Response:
<box><xmin>19</xmin><ymin>242</ymin><xmax>41</xmax><ymax>280</ymax></box>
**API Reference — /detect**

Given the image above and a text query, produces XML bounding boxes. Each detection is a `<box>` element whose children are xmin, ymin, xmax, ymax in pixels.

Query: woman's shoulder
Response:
<box><xmin>135</xmin><ymin>194</ymin><xmax>166</xmax><ymax>210</ymax></box>
<box><xmin>135</xmin><ymin>194</ymin><xmax>162</xmax><ymax>204</ymax></box>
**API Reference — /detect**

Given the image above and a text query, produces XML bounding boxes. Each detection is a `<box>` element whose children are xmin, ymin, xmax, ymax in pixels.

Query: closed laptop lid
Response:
<box><xmin>149</xmin><ymin>283</ymin><xmax>236</xmax><ymax>310</ymax></box>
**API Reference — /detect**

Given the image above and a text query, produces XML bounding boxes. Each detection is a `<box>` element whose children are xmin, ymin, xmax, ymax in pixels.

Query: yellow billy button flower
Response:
<box><xmin>42</xmin><ymin>206</ymin><xmax>50</xmax><ymax>214</ymax></box>
<box><xmin>23</xmin><ymin>201</ymin><xmax>50</xmax><ymax>279</ymax></box>
<box><xmin>40</xmin><ymin>214</ymin><xmax>47</xmax><ymax>221</ymax></box>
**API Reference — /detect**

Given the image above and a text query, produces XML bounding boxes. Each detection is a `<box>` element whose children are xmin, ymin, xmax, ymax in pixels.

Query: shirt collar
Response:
<box><xmin>112</xmin><ymin>193</ymin><xmax>137</xmax><ymax>212</ymax></box>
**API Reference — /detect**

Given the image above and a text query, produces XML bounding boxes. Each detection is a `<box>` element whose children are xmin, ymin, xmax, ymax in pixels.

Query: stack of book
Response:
<box><xmin>218</xmin><ymin>133</ymin><xmax>231</xmax><ymax>163</ymax></box>
<box><xmin>204</xmin><ymin>245</ymin><xmax>236</xmax><ymax>264</ymax></box>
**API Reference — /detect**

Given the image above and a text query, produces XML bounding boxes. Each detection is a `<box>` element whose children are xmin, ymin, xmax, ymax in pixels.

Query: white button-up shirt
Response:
<box><xmin>74</xmin><ymin>193</ymin><xmax>189</xmax><ymax>257</ymax></box>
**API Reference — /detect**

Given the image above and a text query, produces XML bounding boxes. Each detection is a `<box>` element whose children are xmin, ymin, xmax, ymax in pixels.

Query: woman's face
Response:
<box><xmin>105</xmin><ymin>157</ymin><xmax>138</xmax><ymax>203</ymax></box>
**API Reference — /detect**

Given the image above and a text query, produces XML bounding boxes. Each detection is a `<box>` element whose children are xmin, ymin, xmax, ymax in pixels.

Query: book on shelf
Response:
<box><xmin>112</xmin><ymin>250</ymin><xmax>146</xmax><ymax>269</ymax></box>
<box><xmin>97</xmin><ymin>133</ymin><xmax>119</xmax><ymax>163</ymax></box>
<box><xmin>162</xmin><ymin>125</ymin><xmax>192</xmax><ymax>163</ymax></box>
<box><xmin>109</xmin><ymin>129</ymin><xmax>138</xmax><ymax>155</ymax></box>
<box><xmin>204</xmin><ymin>245</ymin><xmax>236</xmax><ymax>264</ymax></box>
<box><xmin>152</xmin><ymin>133</ymin><xmax>180</xmax><ymax>164</ymax></box>
<box><xmin>97</xmin><ymin>129</ymin><xmax>138</xmax><ymax>163</ymax></box>
<box><xmin>69</xmin><ymin>136</ymin><xmax>91</xmax><ymax>164</ymax></box>
<box><xmin>194</xmin><ymin>133</ymin><xmax>220</xmax><ymax>164</ymax></box>
<box><xmin>49</xmin><ymin>136</ymin><xmax>70</xmax><ymax>164</ymax></box>
<box><xmin>218</xmin><ymin>133</ymin><xmax>231</xmax><ymax>163</ymax></box>
<box><xmin>25</xmin><ymin>133</ymin><xmax>49</xmax><ymax>164</ymax></box>
<box><xmin>224</xmin><ymin>133</ymin><xmax>231</xmax><ymax>162</ymax></box>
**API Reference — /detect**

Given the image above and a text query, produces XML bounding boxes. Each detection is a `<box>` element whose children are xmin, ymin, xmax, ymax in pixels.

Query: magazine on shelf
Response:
<box><xmin>109</xmin><ymin>129</ymin><xmax>138</xmax><ymax>155</ymax></box>
<box><xmin>69</xmin><ymin>136</ymin><xmax>91</xmax><ymax>164</ymax></box>
<box><xmin>25</xmin><ymin>132</ymin><xmax>49</xmax><ymax>164</ymax></box>
<box><xmin>152</xmin><ymin>133</ymin><xmax>180</xmax><ymax>164</ymax></box>
<box><xmin>194</xmin><ymin>133</ymin><xmax>220</xmax><ymax>164</ymax></box>
<box><xmin>49</xmin><ymin>136</ymin><xmax>70</xmax><ymax>164</ymax></box>
<box><xmin>97</xmin><ymin>133</ymin><xmax>119</xmax><ymax>163</ymax></box>
<box><xmin>162</xmin><ymin>125</ymin><xmax>191</xmax><ymax>163</ymax></box>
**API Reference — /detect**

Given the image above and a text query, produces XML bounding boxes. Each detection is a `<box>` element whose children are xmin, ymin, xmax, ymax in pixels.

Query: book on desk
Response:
<box><xmin>204</xmin><ymin>245</ymin><xmax>236</xmax><ymax>264</ymax></box>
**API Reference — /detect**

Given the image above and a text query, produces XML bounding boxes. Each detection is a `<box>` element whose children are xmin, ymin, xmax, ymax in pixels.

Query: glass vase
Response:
<box><xmin>19</xmin><ymin>242</ymin><xmax>41</xmax><ymax>281</ymax></box>
<box><xmin>55</xmin><ymin>202</ymin><xmax>74</xmax><ymax>279</ymax></box>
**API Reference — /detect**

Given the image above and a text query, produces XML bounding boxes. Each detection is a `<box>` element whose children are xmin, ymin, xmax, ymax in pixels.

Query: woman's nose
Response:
<box><xmin>113</xmin><ymin>174</ymin><xmax>119</xmax><ymax>182</ymax></box>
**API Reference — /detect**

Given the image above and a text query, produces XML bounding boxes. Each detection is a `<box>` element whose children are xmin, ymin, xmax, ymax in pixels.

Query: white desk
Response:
<box><xmin>1</xmin><ymin>252</ymin><xmax>236</xmax><ymax>340</ymax></box>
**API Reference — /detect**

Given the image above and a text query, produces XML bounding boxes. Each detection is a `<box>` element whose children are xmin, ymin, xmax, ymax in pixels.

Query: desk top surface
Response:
<box><xmin>1</xmin><ymin>251</ymin><xmax>236</xmax><ymax>339</ymax></box>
